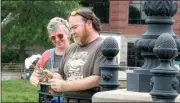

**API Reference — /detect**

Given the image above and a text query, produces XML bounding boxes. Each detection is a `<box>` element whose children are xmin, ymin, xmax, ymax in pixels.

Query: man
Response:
<box><xmin>45</xmin><ymin>7</ymin><xmax>105</xmax><ymax>102</ymax></box>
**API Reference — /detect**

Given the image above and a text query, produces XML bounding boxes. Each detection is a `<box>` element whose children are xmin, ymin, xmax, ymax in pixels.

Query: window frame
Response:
<box><xmin>128</xmin><ymin>0</ymin><xmax>147</xmax><ymax>25</ymax></box>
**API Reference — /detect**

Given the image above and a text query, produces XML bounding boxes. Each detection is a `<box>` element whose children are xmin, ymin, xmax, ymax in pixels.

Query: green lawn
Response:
<box><xmin>2</xmin><ymin>79</ymin><xmax>127</xmax><ymax>102</ymax></box>
<box><xmin>2</xmin><ymin>79</ymin><xmax>39</xmax><ymax>102</ymax></box>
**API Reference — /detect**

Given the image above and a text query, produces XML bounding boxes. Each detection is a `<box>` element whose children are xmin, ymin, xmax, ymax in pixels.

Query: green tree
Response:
<box><xmin>2</xmin><ymin>1</ymin><xmax>80</xmax><ymax>63</ymax></box>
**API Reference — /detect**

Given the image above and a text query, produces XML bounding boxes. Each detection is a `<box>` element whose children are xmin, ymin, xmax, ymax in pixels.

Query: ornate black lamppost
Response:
<box><xmin>127</xmin><ymin>0</ymin><xmax>180</xmax><ymax>93</ymax></box>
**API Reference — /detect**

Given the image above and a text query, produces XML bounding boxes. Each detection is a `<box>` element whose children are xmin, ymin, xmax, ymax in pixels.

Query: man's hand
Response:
<box><xmin>48</xmin><ymin>79</ymin><xmax>65</xmax><ymax>92</ymax></box>
<box><xmin>53</xmin><ymin>73</ymin><xmax>63</xmax><ymax>79</ymax></box>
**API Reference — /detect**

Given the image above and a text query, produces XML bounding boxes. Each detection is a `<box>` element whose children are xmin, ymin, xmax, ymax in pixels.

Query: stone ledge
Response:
<box><xmin>92</xmin><ymin>89</ymin><xmax>180</xmax><ymax>102</ymax></box>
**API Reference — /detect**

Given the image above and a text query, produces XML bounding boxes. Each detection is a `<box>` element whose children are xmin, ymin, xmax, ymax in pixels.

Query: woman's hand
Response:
<box><xmin>43</xmin><ymin>69</ymin><xmax>63</xmax><ymax>80</ymax></box>
<box><xmin>43</xmin><ymin>69</ymin><xmax>53</xmax><ymax>79</ymax></box>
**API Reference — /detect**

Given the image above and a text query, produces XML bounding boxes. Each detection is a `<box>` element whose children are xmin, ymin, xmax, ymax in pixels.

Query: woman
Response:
<box><xmin>30</xmin><ymin>17</ymin><xmax>71</xmax><ymax>86</ymax></box>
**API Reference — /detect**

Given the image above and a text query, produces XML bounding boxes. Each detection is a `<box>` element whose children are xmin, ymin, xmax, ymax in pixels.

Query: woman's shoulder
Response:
<box><xmin>41</xmin><ymin>49</ymin><xmax>50</xmax><ymax>57</ymax></box>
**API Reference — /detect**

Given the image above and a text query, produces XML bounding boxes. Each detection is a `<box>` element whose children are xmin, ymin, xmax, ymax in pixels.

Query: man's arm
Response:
<box><xmin>64</xmin><ymin>75</ymin><xmax>100</xmax><ymax>91</ymax></box>
<box><xmin>49</xmin><ymin>75</ymin><xmax>100</xmax><ymax>92</ymax></box>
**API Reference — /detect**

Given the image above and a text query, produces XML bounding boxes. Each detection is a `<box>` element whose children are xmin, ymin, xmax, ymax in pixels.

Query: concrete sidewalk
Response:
<box><xmin>2</xmin><ymin>71</ymin><xmax>24</xmax><ymax>81</ymax></box>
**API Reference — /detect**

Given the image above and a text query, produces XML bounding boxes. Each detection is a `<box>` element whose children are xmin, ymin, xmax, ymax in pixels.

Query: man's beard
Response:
<box><xmin>75</xmin><ymin>26</ymin><xmax>91</xmax><ymax>46</ymax></box>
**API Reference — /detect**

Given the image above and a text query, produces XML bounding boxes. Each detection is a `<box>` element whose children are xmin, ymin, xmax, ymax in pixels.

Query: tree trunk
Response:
<box><xmin>19</xmin><ymin>40</ymin><xmax>26</xmax><ymax>63</ymax></box>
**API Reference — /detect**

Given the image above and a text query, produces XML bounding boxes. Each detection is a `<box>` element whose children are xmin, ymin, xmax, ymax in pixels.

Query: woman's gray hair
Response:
<box><xmin>47</xmin><ymin>17</ymin><xmax>71</xmax><ymax>38</ymax></box>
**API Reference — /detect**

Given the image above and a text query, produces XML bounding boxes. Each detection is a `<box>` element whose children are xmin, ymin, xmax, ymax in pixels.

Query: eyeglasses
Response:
<box><xmin>50</xmin><ymin>34</ymin><xmax>64</xmax><ymax>41</ymax></box>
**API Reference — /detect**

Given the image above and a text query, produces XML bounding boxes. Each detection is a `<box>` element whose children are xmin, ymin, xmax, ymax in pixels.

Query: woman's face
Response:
<box><xmin>49</xmin><ymin>27</ymin><xmax>69</xmax><ymax>49</ymax></box>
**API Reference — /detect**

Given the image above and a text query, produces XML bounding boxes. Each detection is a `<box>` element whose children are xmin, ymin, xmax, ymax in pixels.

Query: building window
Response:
<box><xmin>80</xmin><ymin>0</ymin><xmax>109</xmax><ymax>23</ymax></box>
<box><xmin>127</xmin><ymin>43</ymin><xmax>144</xmax><ymax>67</ymax></box>
<box><xmin>128</xmin><ymin>0</ymin><xmax>147</xmax><ymax>24</ymax></box>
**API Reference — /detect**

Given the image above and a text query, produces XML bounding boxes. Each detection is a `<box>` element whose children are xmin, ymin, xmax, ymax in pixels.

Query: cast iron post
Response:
<box><xmin>150</xmin><ymin>33</ymin><xmax>179</xmax><ymax>102</ymax></box>
<box><xmin>100</xmin><ymin>37</ymin><xmax>121</xmax><ymax>91</ymax></box>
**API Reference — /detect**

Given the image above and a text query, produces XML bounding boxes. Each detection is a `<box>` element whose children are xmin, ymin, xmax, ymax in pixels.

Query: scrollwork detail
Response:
<box><xmin>172</xmin><ymin>77</ymin><xmax>179</xmax><ymax>90</ymax></box>
<box><xmin>150</xmin><ymin>77</ymin><xmax>154</xmax><ymax>87</ymax></box>
<box><xmin>102</xmin><ymin>73</ymin><xmax>113</xmax><ymax>81</ymax></box>
<box><xmin>143</xmin><ymin>0</ymin><xmax>178</xmax><ymax>17</ymax></box>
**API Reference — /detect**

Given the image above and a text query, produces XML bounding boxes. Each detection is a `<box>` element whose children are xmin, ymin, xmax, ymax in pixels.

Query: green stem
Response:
<box><xmin>34</xmin><ymin>66</ymin><xmax>53</xmax><ymax>80</ymax></box>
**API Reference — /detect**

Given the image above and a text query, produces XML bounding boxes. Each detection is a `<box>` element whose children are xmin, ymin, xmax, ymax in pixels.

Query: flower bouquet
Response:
<box><xmin>25</xmin><ymin>54</ymin><xmax>53</xmax><ymax>82</ymax></box>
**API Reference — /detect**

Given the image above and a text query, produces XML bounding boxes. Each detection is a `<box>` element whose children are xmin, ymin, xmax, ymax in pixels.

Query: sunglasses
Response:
<box><xmin>50</xmin><ymin>34</ymin><xmax>64</xmax><ymax>41</ymax></box>
<box><xmin>71</xmin><ymin>11</ymin><xmax>92</xmax><ymax>20</ymax></box>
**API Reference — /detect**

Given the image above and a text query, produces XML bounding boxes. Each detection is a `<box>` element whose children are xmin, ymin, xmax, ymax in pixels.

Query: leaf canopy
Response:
<box><xmin>2</xmin><ymin>1</ymin><xmax>80</xmax><ymax>48</ymax></box>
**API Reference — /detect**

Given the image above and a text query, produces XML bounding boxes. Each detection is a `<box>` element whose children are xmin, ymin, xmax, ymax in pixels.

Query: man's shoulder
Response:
<box><xmin>97</xmin><ymin>37</ymin><xmax>104</xmax><ymax>44</ymax></box>
<box><xmin>65</xmin><ymin>43</ymin><xmax>78</xmax><ymax>54</ymax></box>
<box><xmin>69</xmin><ymin>43</ymin><xmax>78</xmax><ymax>49</ymax></box>
<box><xmin>91</xmin><ymin>37</ymin><xmax>104</xmax><ymax>48</ymax></box>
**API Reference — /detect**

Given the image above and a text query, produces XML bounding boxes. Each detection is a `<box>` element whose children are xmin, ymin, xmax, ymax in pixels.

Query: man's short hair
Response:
<box><xmin>68</xmin><ymin>7</ymin><xmax>101</xmax><ymax>33</ymax></box>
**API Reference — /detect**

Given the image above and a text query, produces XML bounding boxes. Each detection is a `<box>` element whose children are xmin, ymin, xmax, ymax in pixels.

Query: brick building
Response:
<box><xmin>84</xmin><ymin>0</ymin><xmax>180</xmax><ymax>66</ymax></box>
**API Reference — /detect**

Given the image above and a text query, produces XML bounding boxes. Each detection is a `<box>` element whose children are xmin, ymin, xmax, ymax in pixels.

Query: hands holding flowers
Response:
<box><xmin>25</xmin><ymin>54</ymin><xmax>53</xmax><ymax>86</ymax></box>
<box><xmin>25</xmin><ymin>54</ymin><xmax>65</xmax><ymax>93</ymax></box>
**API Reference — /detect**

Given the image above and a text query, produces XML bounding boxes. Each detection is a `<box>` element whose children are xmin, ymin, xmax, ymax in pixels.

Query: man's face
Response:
<box><xmin>49</xmin><ymin>28</ymin><xmax>69</xmax><ymax>48</ymax></box>
<box><xmin>69</xmin><ymin>15</ymin><xmax>90</xmax><ymax>46</ymax></box>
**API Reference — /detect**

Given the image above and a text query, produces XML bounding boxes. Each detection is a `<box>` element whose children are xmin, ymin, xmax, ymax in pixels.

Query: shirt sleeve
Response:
<box><xmin>58</xmin><ymin>55</ymin><xmax>65</xmax><ymax>79</ymax></box>
<box><xmin>93</xmin><ymin>44</ymin><xmax>106</xmax><ymax>76</ymax></box>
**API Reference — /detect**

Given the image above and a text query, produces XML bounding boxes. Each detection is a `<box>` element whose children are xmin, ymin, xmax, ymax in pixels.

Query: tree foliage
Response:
<box><xmin>2</xmin><ymin>1</ymin><xmax>80</xmax><ymax>48</ymax></box>
<box><xmin>2</xmin><ymin>1</ymin><xmax>80</xmax><ymax>62</ymax></box>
